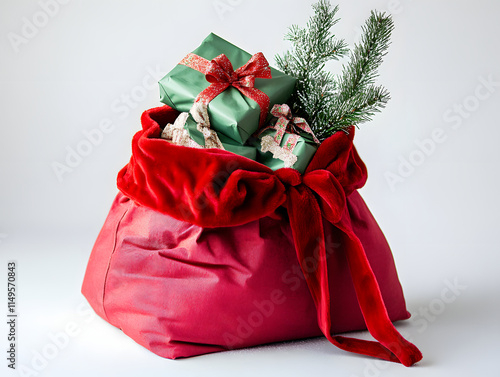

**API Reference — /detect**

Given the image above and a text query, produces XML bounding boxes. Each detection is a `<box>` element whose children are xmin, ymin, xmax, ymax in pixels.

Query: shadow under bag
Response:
<box><xmin>82</xmin><ymin>105</ymin><xmax>422</xmax><ymax>366</ymax></box>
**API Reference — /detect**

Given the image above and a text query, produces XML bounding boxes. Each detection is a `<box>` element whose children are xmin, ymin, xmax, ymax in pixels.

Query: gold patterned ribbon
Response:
<box><xmin>258</xmin><ymin>104</ymin><xmax>320</xmax><ymax>168</ymax></box>
<box><xmin>161</xmin><ymin>103</ymin><xmax>224</xmax><ymax>150</ymax></box>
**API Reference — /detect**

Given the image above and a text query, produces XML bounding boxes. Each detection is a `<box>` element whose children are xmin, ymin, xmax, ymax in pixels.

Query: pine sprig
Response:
<box><xmin>275</xmin><ymin>0</ymin><xmax>348</xmax><ymax>121</ymax></box>
<box><xmin>323</xmin><ymin>10</ymin><xmax>394</xmax><ymax>137</ymax></box>
<box><xmin>275</xmin><ymin>1</ymin><xmax>394</xmax><ymax>142</ymax></box>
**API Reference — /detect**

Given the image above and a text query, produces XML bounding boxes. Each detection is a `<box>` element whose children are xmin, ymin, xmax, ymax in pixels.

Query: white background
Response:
<box><xmin>1</xmin><ymin>0</ymin><xmax>499</xmax><ymax>376</ymax></box>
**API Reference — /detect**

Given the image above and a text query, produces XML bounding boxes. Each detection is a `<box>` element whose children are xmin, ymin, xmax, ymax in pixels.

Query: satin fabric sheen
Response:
<box><xmin>82</xmin><ymin>191</ymin><xmax>409</xmax><ymax>359</ymax></box>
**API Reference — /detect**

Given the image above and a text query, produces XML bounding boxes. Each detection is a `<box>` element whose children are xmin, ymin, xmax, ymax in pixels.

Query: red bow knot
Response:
<box><xmin>180</xmin><ymin>52</ymin><xmax>272</xmax><ymax>126</ymax></box>
<box><xmin>274</xmin><ymin>164</ymin><xmax>421</xmax><ymax>367</ymax></box>
<box><xmin>276</xmin><ymin>168</ymin><xmax>346</xmax><ymax>225</ymax></box>
<box><xmin>205</xmin><ymin>53</ymin><xmax>270</xmax><ymax>87</ymax></box>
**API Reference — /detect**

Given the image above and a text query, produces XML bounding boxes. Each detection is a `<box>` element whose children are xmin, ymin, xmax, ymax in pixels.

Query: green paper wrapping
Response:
<box><xmin>251</xmin><ymin>129</ymin><xmax>318</xmax><ymax>174</ymax></box>
<box><xmin>159</xmin><ymin>33</ymin><xmax>297</xmax><ymax>144</ymax></box>
<box><xmin>183</xmin><ymin>115</ymin><xmax>257</xmax><ymax>161</ymax></box>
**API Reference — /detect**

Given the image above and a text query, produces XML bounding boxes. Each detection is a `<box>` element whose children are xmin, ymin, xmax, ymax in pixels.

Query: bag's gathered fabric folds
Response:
<box><xmin>82</xmin><ymin>105</ymin><xmax>422</xmax><ymax>366</ymax></box>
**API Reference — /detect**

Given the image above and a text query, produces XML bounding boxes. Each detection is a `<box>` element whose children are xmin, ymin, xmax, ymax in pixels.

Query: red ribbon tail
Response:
<box><xmin>286</xmin><ymin>187</ymin><xmax>422</xmax><ymax>367</ymax></box>
<box><xmin>338</xmin><ymin>221</ymin><xmax>423</xmax><ymax>366</ymax></box>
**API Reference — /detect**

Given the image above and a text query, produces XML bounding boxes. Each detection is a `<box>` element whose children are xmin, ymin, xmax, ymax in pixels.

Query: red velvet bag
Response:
<box><xmin>82</xmin><ymin>105</ymin><xmax>422</xmax><ymax>366</ymax></box>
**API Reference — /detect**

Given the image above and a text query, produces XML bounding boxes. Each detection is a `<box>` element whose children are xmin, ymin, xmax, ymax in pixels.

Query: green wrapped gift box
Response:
<box><xmin>159</xmin><ymin>33</ymin><xmax>297</xmax><ymax>145</ymax></box>
<box><xmin>250</xmin><ymin>129</ymin><xmax>318</xmax><ymax>174</ymax></box>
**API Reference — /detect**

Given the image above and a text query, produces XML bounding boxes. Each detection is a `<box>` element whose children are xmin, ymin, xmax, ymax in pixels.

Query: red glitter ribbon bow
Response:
<box><xmin>180</xmin><ymin>52</ymin><xmax>272</xmax><ymax>126</ymax></box>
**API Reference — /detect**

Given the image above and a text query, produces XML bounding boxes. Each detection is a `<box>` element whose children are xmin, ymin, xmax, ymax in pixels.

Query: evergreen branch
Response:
<box><xmin>334</xmin><ymin>11</ymin><xmax>394</xmax><ymax>113</ymax></box>
<box><xmin>315</xmin><ymin>85</ymin><xmax>390</xmax><ymax>140</ymax></box>
<box><xmin>275</xmin><ymin>2</ymin><xmax>394</xmax><ymax>142</ymax></box>
<box><xmin>275</xmin><ymin>0</ymin><xmax>348</xmax><ymax>122</ymax></box>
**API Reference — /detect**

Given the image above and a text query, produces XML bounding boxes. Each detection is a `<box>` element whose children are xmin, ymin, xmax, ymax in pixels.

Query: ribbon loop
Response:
<box><xmin>205</xmin><ymin>54</ymin><xmax>235</xmax><ymax>84</ymax></box>
<box><xmin>234</xmin><ymin>52</ymin><xmax>272</xmax><ymax>80</ymax></box>
<box><xmin>271</xmin><ymin>103</ymin><xmax>293</xmax><ymax>120</ymax></box>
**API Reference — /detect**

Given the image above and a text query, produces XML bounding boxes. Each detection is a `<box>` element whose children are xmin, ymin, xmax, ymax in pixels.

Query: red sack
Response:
<box><xmin>82</xmin><ymin>105</ymin><xmax>422</xmax><ymax>366</ymax></box>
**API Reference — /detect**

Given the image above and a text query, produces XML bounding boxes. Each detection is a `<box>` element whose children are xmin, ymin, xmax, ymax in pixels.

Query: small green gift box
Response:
<box><xmin>250</xmin><ymin>129</ymin><xmax>318</xmax><ymax>174</ymax></box>
<box><xmin>250</xmin><ymin>103</ymin><xmax>320</xmax><ymax>174</ymax></box>
<box><xmin>159</xmin><ymin>33</ymin><xmax>297</xmax><ymax>145</ymax></box>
